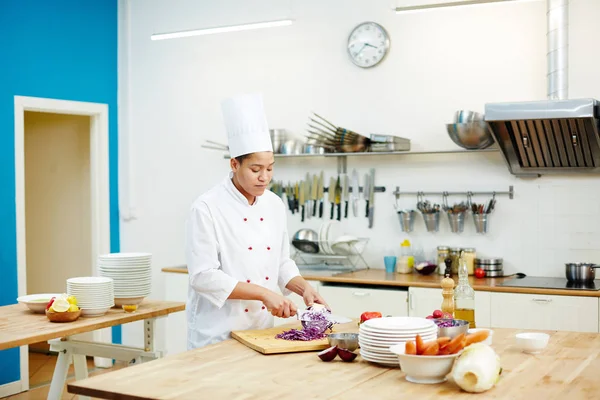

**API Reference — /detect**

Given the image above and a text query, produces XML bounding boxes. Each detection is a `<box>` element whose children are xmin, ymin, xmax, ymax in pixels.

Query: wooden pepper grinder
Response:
<box><xmin>441</xmin><ymin>274</ymin><xmax>455</xmax><ymax>316</ymax></box>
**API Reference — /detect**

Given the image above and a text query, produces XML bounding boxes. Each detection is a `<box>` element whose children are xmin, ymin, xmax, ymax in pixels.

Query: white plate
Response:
<box><xmin>359</xmin><ymin>324</ymin><xmax>437</xmax><ymax>334</ymax></box>
<box><xmin>99</xmin><ymin>252</ymin><xmax>152</xmax><ymax>259</ymax></box>
<box><xmin>360</xmin><ymin>352</ymin><xmax>399</xmax><ymax>367</ymax></box>
<box><xmin>359</xmin><ymin>349</ymin><xmax>398</xmax><ymax>359</ymax></box>
<box><xmin>67</xmin><ymin>276</ymin><xmax>113</xmax><ymax>285</ymax></box>
<box><xmin>359</xmin><ymin>335</ymin><xmax>436</xmax><ymax>347</ymax></box>
<box><xmin>361</xmin><ymin>317</ymin><xmax>436</xmax><ymax>331</ymax></box>
<box><xmin>318</xmin><ymin>221</ymin><xmax>331</xmax><ymax>254</ymax></box>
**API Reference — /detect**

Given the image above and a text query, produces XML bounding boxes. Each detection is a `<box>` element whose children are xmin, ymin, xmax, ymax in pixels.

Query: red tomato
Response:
<box><xmin>475</xmin><ymin>268</ymin><xmax>486</xmax><ymax>279</ymax></box>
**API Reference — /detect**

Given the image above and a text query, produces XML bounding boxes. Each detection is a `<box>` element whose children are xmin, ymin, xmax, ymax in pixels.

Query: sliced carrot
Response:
<box><xmin>415</xmin><ymin>334</ymin><xmax>425</xmax><ymax>355</ymax></box>
<box><xmin>465</xmin><ymin>330</ymin><xmax>490</xmax><ymax>346</ymax></box>
<box><xmin>444</xmin><ymin>333</ymin><xmax>466</xmax><ymax>355</ymax></box>
<box><xmin>422</xmin><ymin>343</ymin><xmax>440</xmax><ymax>356</ymax></box>
<box><xmin>436</xmin><ymin>337</ymin><xmax>451</xmax><ymax>347</ymax></box>
<box><xmin>405</xmin><ymin>341</ymin><xmax>416</xmax><ymax>355</ymax></box>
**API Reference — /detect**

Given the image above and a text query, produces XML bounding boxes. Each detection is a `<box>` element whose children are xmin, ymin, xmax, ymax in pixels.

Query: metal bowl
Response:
<box><xmin>270</xmin><ymin>129</ymin><xmax>288</xmax><ymax>153</ymax></box>
<box><xmin>434</xmin><ymin>319</ymin><xmax>470</xmax><ymax>339</ymax></box>
<box><xmin>292</xmin><ymin>229</ymin><xmax>319</xmax><ymax>253</ymax></box>
<box><xmin>327</xmin><ymin>333</ymin><xmax>359</xmax><ymax>351</ymax></box>
<box><xmin>446</xmin><ymin>121</ymin><xmax>495</xmax><ymax>150</ymax></box>
<box><xmin>454</xmin><ymin>110</ymin><xmax>484</xmax><ymax>123</ymax></box>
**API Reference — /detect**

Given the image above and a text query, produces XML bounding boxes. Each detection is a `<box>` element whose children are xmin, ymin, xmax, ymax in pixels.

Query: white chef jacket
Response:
<box><xmin>185</xmin><ymin>173</ymin><xmax>301</xmax><ymax>349</ymax></box>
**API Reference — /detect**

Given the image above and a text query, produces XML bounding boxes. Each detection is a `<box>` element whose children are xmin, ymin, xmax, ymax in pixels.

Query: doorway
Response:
<box><xmin>10</xmin><ymin>96</ymin><xmax>111</xmax><ymax>396</ymax></box>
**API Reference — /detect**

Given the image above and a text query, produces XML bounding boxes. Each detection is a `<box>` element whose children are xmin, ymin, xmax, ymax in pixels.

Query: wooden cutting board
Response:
<box><xmin>231</xmin><ymin>321</ymin><xmax>356</xmax><ymax>355</ymax></box>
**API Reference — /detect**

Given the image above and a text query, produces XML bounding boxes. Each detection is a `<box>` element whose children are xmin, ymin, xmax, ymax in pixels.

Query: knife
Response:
<box><xmin>304</xmin><ymin>178</ymin><xmax>310</xmax><ymax>220</ymax></box>
<box><xmin>329</xmin><ymin>177</ymin><xmax>336</xmax><ymax>219</ymax></box>
<box><xmin>351</xmin><ymin>169</ymin><xmax>359</xmax><ymax>217</ymax></box>
<box><xmin>343</xmin><ymin>175</ymin><xmax>349</xmax><ymax>218</ymax></box>
<box><xmin>364</xmin><ymin>173</ymin><xmax>371</xmax><ymax>218</ymax></box>
<box><xmin>318</xmin><ymin>171</ymin><xmax>324</xmax><ymax>218</ymax></box>
<box><xmin>335</xmin><ymin>176</ymin><xmax>342</xmax><ymax>221</ymax></box>
<box><xmin>294</xmin><ymin>182</ymin><xmax>299</xmax><ymax>213</ymax></box>
<box><xmin>312</xmin><ymin>174</ymin><xmax>318</xmax><ymax>217</ymax></box>
<box><xmin>368</xmin><ymin>169</ymin><xmax>375</xmax><ymax>228</ymax></box>
<box><xmin>287</xmin><ymin>182</ymin><xmax>294</xmax><ymax>214</ymax></box>
<box><xmin>299</xmin><ymin>180</ymin><xmax>305</xmax><ymax>222</ymax></box>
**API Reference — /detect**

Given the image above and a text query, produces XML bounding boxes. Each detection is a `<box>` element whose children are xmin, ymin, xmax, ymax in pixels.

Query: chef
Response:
<box><xmin>185</xmin><ymin>93</ymin><xmax>329</xmax><ymax>349</ymax></box>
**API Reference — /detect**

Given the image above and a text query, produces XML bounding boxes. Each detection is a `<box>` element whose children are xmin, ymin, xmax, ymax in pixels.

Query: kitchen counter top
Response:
<box><xmin>67</xmin><ymin>322</ymin><xmax>600</xmax><ymax>399</ymax></box>
<box><xmin>162</xmin><ymin>266</ymin><xmax>600</xmax><ymax>297</ymax></box>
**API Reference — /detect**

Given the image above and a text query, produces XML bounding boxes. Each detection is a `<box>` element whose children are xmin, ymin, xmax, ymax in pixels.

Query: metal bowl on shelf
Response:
<box><xmin>292</xmin><ymin>229</ymin><xmax>320</xmax><ymax>253</ymax></box>
<box><xmin>446</xmin><ymin>121</ymin><xmax>495</xmax><ymax>150</ymax></box>
<box><xmin>454</xmin><ymin>110</ymin><xmax>484</xmax><ymax>124</ymax></box>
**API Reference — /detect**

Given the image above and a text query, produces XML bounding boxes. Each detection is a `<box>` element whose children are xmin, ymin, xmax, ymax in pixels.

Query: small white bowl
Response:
<box><xmin>468</xmin><ymin>328</ymin><xmax>493</xmax><ymax>345</ymax></box>
<box><xmin>17</xmin><ymin>293</ymin><xmax>62</xmax><ymax>313</ymax></box>
<box><xmin>515</xmin><ymin>332</ymin><xmax>549</xmax><ymax>354</ymax></box>
<box><xmin>389</xmin><ymin>344</ymin><xmax>460</xmax><ymax>384</ymax></box>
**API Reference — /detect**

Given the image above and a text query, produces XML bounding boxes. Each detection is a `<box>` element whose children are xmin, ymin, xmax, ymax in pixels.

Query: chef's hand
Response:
<box><xmin>303</xmin><ymin>285</ymin><xmax>330</xmax><ymax>311</ymax></box>
<box><xmin>262</xmin><ymin>291</ymin><xmax>297</xmax><ymax>318</ymax></box>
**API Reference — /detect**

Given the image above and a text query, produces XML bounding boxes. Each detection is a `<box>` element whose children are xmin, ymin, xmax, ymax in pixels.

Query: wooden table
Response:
<box><xmin>67</xmin><ymin>322</ymin><xmax>600</xmax><ymax>399</ymax></box>
<box><xmin>1</xmin><ymin>300</ymin><xmax>184</xmax><ymax>400</ymax></box>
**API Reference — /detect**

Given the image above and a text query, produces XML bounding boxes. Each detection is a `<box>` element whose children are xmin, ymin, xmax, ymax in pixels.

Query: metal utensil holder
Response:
<box><xmin>468</xmin><ymin>192</ymin><xmax>493</xmax><ymax>234</ymax></box>
<box><xmin>443</xmin><ymin>192</ymin><xmax>466</xmax><ymax>234</ymax></box>
<box><xmin>423</xmin><ymin>212</ymin><xmax>440</xmax><ymax>232</ymax></box>
<box><xmin>397</xmin><ymin>210</ymin><xmax>417</xmax><ymax>233</ymax></box>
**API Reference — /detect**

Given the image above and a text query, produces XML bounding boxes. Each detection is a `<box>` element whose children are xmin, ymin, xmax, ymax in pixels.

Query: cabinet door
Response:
<box><xmin>408</xmin><ymin>287</ymin><xmax>491</xmax><ymax>328</ymax></box>
<box><xmin>317</xmin><ymin>285</ymin><xmax>408</xmax><ymax>319</ymax></box>
<box><xmin>490</xmin><ymin>293</ymin><xmax>598</xmax><ymax>333</ymax></box>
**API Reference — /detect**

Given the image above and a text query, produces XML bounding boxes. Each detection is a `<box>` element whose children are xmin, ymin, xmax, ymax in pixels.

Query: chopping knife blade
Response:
<box><xmin>329</xmin><ymin>177</ymin><xmax>336</xmax><ymax>219</ymax></box>
<box><xmin>287</xmin><ymin>182</ymin><xmax>294</xmax><ymax>214</ymax></box>
<box><xmin>304</xmin><ymin>178</ymin><xmax>310</xmax><ymax>220</ymax></box>
<box><xmin>364</xmin><ymin>173</ymin><xmax>371</xmax><ymax>218</ymax></box>
<box><xmin>299</xmin><ymin>180</ymin><xmax>305</xmax><ymax>222</ymax></box>
<box><xmin>342</xmin><ymin>175</ymin><xmax>349</xmax><ymax>218</ymax></box>
<box><xmin>312</xmin><ymin>174</ymin><xmax>318</xmax><ymax>217</ymax></box>
<box><xmin>318</xmin><ymin>171</ymin><xmax>324</xmax><ymax>218</ymax></box>
<box><xmin>335</xmin><ymin>176</ymin><xmax>342</xmax><ymax>221</ymax></box>
<box><xmin>351</xmin><ymin>169</ymin><xmax>359</xmax><ymax>217</ymax></box>
<box><xmin>368</xmin><ymin>168</ymin><xmax>375</xmax><ymax>229</ymax></box>
<box><xmin>294</xmin><ymin>183</ymin><xmax>299</xmax><ymax>213</ymax></box>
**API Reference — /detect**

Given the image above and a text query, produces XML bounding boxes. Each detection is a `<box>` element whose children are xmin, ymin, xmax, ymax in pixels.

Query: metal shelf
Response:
<box><xmin>393</xmin><ymin>185</ymin><xmax>514</xmax><ymax>200</ymax></box>
<box><xmin>222</xmin><ymin>148</ymin><xmax>499</xmax><ymax>159</ymax></box>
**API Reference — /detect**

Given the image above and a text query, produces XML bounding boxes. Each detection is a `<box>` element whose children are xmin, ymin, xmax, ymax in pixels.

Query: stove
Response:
<box><xmin>499</xmin><ymin>277</ymin><xmax>600</xmax><ymax>291</ymax></box>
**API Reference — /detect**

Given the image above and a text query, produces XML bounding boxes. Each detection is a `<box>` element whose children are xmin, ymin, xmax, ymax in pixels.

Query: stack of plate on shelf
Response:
<box><xmin>66</xmin><ymin>276</ymin><xmax>114</xmax><ymax>317</ymax></box>
<box><xmin>358</xmin><ymin>317</ymin><xmax>438</xmax><ymax>367</ymax></box>
<box><xmin>97</xmin><ymin>252</ymin><xmax>152</xmax><ymax>306</ymax></box>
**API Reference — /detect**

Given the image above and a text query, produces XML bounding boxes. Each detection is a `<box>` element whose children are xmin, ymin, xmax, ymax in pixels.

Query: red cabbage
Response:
<box><xmin>275</xmin><ymin>326</ymin><xmax>327</xmax><ymax>341</ymax></box>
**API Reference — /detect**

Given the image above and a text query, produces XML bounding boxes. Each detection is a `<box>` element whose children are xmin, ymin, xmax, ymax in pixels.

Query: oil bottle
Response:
<box><xmin>454</xmin><ymin>250</ymin><xmax>476</xmax><ymax>328</ymax></box>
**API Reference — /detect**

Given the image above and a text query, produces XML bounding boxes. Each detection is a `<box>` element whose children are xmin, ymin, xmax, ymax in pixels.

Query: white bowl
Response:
<box><xmin>17</xmin><ymin>293</ymin><xmax>61</xmax><ymax>313</ymax></box>
<box><xmin>515</xmin><ymin>332</ymin><xmax>549</xmax><ymax>354</ymax></box>
<box><xmin>389</xmin><ymin>344</ymin><xmax>460</xmax><ymax>384</ymax></box>
<box><xmin>468</xmin><ymin>328</ymin><xmax>493</xmax><ymax>345</ymax></box>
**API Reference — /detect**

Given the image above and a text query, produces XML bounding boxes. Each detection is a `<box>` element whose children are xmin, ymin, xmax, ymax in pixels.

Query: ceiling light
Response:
<box><xmin>394</xmin><ymin>0</ymin><xmax>543</xmax><ymax>14</ymax></box>
<box><xmin>151</xmin><ymin>19</ymin><xmax>294</xmax><ymax>41</ymax></box>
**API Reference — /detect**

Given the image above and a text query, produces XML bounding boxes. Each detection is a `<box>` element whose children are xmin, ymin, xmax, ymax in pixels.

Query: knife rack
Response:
<box><xmin>281</xmin><ymin>186</ymin><xmax>386</xmax><ymax>194</ymax></box>
<box><xmin>392</xmin><ymin>186</ymin><xmax>514</xmax><ymax>199</ymax></box>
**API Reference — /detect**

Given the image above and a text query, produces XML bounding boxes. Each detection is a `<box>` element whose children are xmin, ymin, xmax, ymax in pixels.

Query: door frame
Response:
<box><xmin>10</xmin><ymin>96</ymin><xmax>111</xmax><ymax>395</ymax></box>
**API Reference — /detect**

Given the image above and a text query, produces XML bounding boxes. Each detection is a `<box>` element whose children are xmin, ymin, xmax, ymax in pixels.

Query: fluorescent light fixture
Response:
<box><xmin>151</xmin><ymin>19</ymin><xmax>294</xmax><ymax>41</ymax></box>
<box><xmin>395</xmin><ymin>0</ymin><xmax>542</xmax><ymax>13</ymax></box>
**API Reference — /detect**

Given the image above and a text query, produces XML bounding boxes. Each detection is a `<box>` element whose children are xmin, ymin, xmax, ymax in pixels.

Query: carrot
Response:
<box><xmin>405</xmin><ymin>341</ymin><xmax>417</xmax><ymax>355</ymax></box>
<box><xmin>416</xmin><ymin>334</ymin><xmax>425</xmax><ymax>355</ymax></box>
<box><xmin>443</xmin><ymin>333</ymin><xmax>466</xmax><ymax>355</ymax></box>
<box><xmin>436</xmin><ymin>337</ymin><xmax>451</xmax><ymax>347</ymax></box>
<box><xmin>422</xmin><ymin>343</ymin><xmax>440</xmax><ymax>356</ymax></box>
<box><xmin>465</xmin><ymin>330</ymin><xmax>490</xmax><ymax>346</ymax></box>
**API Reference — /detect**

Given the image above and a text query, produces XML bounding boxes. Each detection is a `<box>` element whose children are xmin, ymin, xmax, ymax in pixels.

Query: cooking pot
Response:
<box><xmin>565</xmin><ymin>263</ymin><xmax>600</xmax><ymax>282</ymax></box>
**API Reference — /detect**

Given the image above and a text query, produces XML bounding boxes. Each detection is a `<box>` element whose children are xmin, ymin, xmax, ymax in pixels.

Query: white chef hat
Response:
<box><xmin>221</xmin><ymin>93</ymin><xmax>273</xmax><ymax>159</ymax></box>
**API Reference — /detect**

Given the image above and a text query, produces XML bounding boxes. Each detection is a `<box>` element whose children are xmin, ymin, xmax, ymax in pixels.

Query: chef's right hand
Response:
<box><xmin>262</xmin><ymin>292</ymin><xmax>297</xmax><ymax>318</ymax></box>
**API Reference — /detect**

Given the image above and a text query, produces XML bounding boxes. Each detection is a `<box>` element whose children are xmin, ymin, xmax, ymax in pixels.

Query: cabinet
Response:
<box><xmin>318</xmin><ymin>284</ymin><xmax>408</xmax><ymax>319</ymax></box>
<box><xmin>490</xmin><ymin>292</ymin><xmax>599</xmax><ymax>333</ymax></box>
<box><xmin>408</xmin><ymin>287</ymin><xmax>491</xmax><ymax>328</ymax></box>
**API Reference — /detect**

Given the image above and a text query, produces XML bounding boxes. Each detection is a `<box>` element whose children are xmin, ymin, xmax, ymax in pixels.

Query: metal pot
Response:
<box><xmin>565</xmin><ymin>263</ymin><xmax>600</xmax><ymax>282</ymax></box>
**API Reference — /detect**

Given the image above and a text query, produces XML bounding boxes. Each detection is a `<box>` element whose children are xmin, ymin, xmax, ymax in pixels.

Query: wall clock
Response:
<box><xmin>347</xmin><ymin>21</ymin><xmax>390</xmax><ymax>68</ymax></box>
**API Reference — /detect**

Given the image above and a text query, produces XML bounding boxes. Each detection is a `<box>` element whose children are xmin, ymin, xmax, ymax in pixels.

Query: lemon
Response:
<box><xmin>67</xmin><ymin>295</ymin><xmax>78</xmax><ymax>306</ymax></box>
<box><xmin>68</xmin><ymin>304</ymin><xmax>79</xmax><ymax>312</ymax></box>
<box><xmin>52</xmin><ymin>298</ymin><xmax>70</xmax><ymax>312</ymax></box>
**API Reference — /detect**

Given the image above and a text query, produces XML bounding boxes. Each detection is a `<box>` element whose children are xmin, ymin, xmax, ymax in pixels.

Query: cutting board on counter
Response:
<box><xmin>231</xmin><ymin>321</ymin><xmax>356</xmax><ymax>355</ymax></box>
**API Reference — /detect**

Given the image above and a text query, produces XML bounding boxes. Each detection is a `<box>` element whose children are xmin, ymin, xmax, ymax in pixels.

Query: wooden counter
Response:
<box><xmin>0</xmin><ymin>299</ymin><xmax>185</xmax><ymax>351</ymax></box>
<box><xmin>67</xmin><ymin>322</ymin><xmax>600</xmax><ymax>399</ymax></box>
<box><xmin>162</xmin><ymin>266</ymin><xmax>600</xmax><ymax>297</ymax></box>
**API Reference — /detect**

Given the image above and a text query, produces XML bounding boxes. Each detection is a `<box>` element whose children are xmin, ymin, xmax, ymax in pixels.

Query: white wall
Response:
<box><xmin>119</xmin><ymin>0</ymin><xmax>600</xmax><ymax>347</ymax></box>
<box><xmin>24</xmin><ymin>112</ymin><xmax>92</xmax><ymax>294</ymax></box>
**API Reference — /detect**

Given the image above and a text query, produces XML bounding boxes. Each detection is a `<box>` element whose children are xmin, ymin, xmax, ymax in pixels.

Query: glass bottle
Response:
<box><xmin>454</xmin><ymin>251</ymin><xmax>476</xmax><ymax>328</ymax></box>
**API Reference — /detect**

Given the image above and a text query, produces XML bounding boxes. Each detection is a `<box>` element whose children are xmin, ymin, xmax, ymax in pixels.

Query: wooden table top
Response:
<box><xmin>162</xmin><ymin>266</ymin><xmax>600</xmax><ymax>298</ymax></box>
<box><xmin>67</xmin><ymin>322</ymin><xmax>600</xmax><ymax>399</ymax></box>
<box><xmin>0</xmin><ymin>299</ymin><xmax>185</xmax><ymax>350</ymax></box>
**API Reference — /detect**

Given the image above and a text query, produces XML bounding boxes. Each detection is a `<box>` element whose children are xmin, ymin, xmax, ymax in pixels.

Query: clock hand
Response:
<box><xmin>354</xmin><ymin>43</ymin><xmax>367</xmax><ymax>56</ymax></box>
<box><xmin>365</xmin><ymin>43</ymin><xmax>379</xmax><ymax>49</ymax></box>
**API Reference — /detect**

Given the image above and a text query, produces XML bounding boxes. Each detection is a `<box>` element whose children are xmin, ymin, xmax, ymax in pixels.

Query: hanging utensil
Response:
<box><xmin>351</xmin><ymin>169</ymin><xmax>359</xmax><ymax>217</ymax></box>
<box><xmin>318</xmin><ymin>171</ymin><xmax>324</xmax><ymax>218</ymax></box>
<box><xmin>342</xmin><ymin>175</ymin><xmax>349</xmax><ymax>218</ymax></box>
<box><xmin>364</xmin><ymin>173</ymin><xmax>371</xmax><ymax>218</ymax></box>
<box><xmin>368</xmin><ymin>169</ymin><xmax>375</xmax><ymax>228</ymax></box>
<box><xmin>328</xmin><ymin>177</ymin><xmax>336</xmax><ymax>220</ymax></box>
<box><xmin>304</xmin><ymin>179</ymin><xmax>310</xmax><ymax>220</ymax></box>
<box><xmin>294</xmin><ymin>182</ymin><xmax>299</xmax><ymax>213</ymax></box>
<box><xmin>299</xmin><ymin>180</ymin><xmax>305</xmax><ymax>222</ymax></box>
<box><xmin>312</xmin><ymin>174</ymin><xmax>318</xmax><ymax>217</ymax></box>
<box><xmin>335</xmin><ymin>176</ymin><xmax>342</xmax><ymax>221</ymax></box>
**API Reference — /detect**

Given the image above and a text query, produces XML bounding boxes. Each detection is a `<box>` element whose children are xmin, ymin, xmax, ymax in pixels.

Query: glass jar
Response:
<box><xmin>449</xmin><ymin>247</ymin><xmax>461</xmax><ymax>275</ymax></box>
<box><xmin>462</xmin><ymin>248</ymin><xmax>476</xmax><ymax>275</ymax></box>
<box><xmin>437</xmin><ymin>246</ymin><xmax>449</xmax><ymax>275</ymax></box>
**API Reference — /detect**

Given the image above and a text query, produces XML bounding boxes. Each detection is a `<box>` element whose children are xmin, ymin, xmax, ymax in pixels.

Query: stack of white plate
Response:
<box><xmin>359</xmin><ymin>317</ymin><xmax>438</xmax><ymax>367</ymax></box>
<box><xmin>97</xmin><ymin>252</ymin><xmax>152</xmax><ymax>306</ymax></box>
<box><xmin>66</xmin><ymin>276</ymin><xmax>114</xmax><ymax>316</ymax></box>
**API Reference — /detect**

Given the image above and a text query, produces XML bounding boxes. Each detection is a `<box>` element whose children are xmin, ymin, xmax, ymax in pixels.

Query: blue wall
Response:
<box><xmin>0</xmin><ymin>0</ymin><xmax>119</xmax><ymax>385</ymax></box>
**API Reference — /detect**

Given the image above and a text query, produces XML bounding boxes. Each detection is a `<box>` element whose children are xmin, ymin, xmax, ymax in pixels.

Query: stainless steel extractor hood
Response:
<box><xmin>484</xmin><ymin>0</ymin><xmax>600</xmax><ymax>177</ymax></box>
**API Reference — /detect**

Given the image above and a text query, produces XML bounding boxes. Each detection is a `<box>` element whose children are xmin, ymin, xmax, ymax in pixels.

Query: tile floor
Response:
<box><xmin>5</xmin><ymin>350</ymin><xmax>125</xmax><ymax>399</ymax></box>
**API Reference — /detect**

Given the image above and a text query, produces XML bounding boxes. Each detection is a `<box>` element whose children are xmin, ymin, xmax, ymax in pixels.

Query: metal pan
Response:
<box><xmin>565</xmin><ymin>263</ymin><xmax>600</xmax><ymax>282</ymax></box>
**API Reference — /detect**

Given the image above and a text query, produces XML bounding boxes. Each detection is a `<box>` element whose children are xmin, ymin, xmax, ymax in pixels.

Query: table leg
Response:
<box><xmin>73</xmin><ymin>354</ymin><xmax>90</xmax><ymax>400</ymax></box>
<box><xmin>47</xmin><ymin>347</ymin><xmax>72</xmax><ymax>400</ymax></box>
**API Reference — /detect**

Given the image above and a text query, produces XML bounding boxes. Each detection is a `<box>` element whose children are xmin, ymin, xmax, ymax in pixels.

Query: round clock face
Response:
<box><xmin>347</xmin><ymin>22</ymin><xmax>390</xmax><ymax>68</ymax></box>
